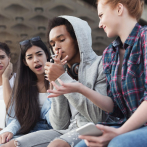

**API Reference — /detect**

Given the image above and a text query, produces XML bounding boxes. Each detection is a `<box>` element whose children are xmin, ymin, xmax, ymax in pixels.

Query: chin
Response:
<box><xmin>107</xmin><ymin>33</ymin><xmax>116</xmax><ymax>38</ymax></box>
<box><xmin>35</xmin><ymin>72</ymin><xmax>44</xmax><ymax>75</ymax></box>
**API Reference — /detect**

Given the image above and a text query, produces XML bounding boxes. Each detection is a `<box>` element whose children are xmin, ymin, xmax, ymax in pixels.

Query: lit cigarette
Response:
<box><xmin>51</xmin><ymin>54</ymin><xmax>58</xmax><ymax>58</ymax></box>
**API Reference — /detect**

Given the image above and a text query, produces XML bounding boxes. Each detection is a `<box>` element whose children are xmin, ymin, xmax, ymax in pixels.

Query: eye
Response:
<box><xmin>60</xmin><ymin>39</ymin><xmax>65</xmax><ymax>42</ymax></box>
<box><xmin>0</xmin><ymin>56</ymin><xmax>5</xmax><ymax>59</ymax></box>
<box><xmin>50</xmin><ymin>43</ymin><xmax>55</xmax><ymax>47</ymax></box>
<box><xmin>99</xmin><ymin>14</ymin><xmax>103</xmax><ymax>19</ymax></box>
<box><xmin>27</xmin><ymin>57</ymin><xmax>32</xmax><ymax>60</ymax></box>
<box><xmin>50</xmin><ymin>41</ymin><xmax>55</xmax><ymax>47</ymax></box>
<box><xmin>38</xmin><ymin>53</ymin><xmax>42</xmax><ymax>56</ymax></box>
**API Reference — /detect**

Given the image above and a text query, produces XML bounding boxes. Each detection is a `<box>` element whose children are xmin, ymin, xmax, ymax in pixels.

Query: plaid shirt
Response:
<box><xmin>102</xmin><ymin>23</ymin><xmax>147</xmax><ymax>125</ymax></box>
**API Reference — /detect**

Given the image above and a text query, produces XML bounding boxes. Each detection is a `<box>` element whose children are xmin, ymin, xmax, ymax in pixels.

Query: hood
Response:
<box><xmin>59</xmin><ymin>15</ymin><xmax>97</xmax><ymax>63</ymax></box>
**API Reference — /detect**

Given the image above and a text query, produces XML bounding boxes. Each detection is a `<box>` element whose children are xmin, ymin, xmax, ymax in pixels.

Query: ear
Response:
<box><xmin>117</xmin><ymin>3</ymin><xmax>124</xmax><ymax>16</ymax></box>
<box><xmin>23</xmin><ymin>59</ymin><xmax>28</xmax><ymax>66</ymax></box>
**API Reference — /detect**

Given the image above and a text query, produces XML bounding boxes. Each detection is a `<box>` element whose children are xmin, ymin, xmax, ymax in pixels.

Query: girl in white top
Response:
<box><xmin>0</xmin><ymin>42</ymin><xmax>14</xmax><ymax>130</ymax></box>
<box><xmin>0</xmin><ymin>36</ymin><xmax>53</xmax><ymax>146</ymax></box>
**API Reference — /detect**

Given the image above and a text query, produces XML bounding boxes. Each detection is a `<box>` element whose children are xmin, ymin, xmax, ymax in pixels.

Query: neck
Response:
<box><xmin>36</xmin><ymin>74</ymin><xmax>44</xmax><ymax>83</ymax></box>
<box><xmin>118</xmin><ymin>18</ymin><xmax>137</xmax><ymax>44</ymax></box>
<box><xmin>67</xmin><ymin>52</ymin><xmax>80</xmax><ymax>68</ymax></box>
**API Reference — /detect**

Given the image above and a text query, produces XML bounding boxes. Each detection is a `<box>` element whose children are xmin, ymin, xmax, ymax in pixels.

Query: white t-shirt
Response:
<box><xmin>38</xmin><ymin>93</ymin><xmax>48</xmax><ymax>108</ymax></box>
<box><xmin>0</xmin><ymin>74</ymin><xmax>15</xmax><ymax>100</ymax></box>
<box><xmin>0</xmin><ymin>74</ymin><xmax>15</xmax><ymax>128</ymax></box>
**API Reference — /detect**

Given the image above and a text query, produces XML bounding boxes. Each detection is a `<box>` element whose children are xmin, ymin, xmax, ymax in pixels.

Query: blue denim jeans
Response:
<box><xmin>75</xmin><ymin>126</ymin><xmax>147</xmax><ymax>147</ymax></box>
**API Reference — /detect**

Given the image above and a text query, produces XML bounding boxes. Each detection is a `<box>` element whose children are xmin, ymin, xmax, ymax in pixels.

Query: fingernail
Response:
<box><xmin>14</xmin><ymin>140</ymin><xmax>21</xmax><ymax>146</ymax></box>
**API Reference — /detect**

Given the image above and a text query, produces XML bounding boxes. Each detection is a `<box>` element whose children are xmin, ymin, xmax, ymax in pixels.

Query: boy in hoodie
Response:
<box><xmin>2</xmin><ymin>16</ymin><xmax>114</xmax><ymax>147</ymax></box>
<box><xmin>45</xmin><ymin>16</ymin><xmax>112</xmax><ymax>147</ymax></box>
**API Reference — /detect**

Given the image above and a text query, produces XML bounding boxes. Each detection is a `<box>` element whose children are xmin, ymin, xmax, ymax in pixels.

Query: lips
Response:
<box><xmin>35</xmin><ymin>64</ymin><xmax>42</xmax><ymax>71</ymax></box>
<box><xmin>103</xmin><ymin>26</ymin><xmax>106</xmax><ymax>32</ymax></box>
<box><xmin>0</xmin><ymin>66</ymin><xmax>3</xmax><ymax>70</ymax></box>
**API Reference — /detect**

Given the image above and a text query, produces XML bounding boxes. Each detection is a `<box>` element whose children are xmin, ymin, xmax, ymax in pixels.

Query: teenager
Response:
<box><xmin>3</xmin><ymin>16</ymin><xmax>117</xmax><ymax>147</ymax></box>
<box><xmin>0</xmin><ymin>42</ymin><xmax>14</xmax><ymax>130</ymax></box>
<box><xmin>0</xmin><ymin>37</ymin><xmax>52</xmax><ymax>146</ymax></box>
<box><xmin>47</xmin><ymin>0</ymin><xmax>147</xmax><ymax>147</ymax></box>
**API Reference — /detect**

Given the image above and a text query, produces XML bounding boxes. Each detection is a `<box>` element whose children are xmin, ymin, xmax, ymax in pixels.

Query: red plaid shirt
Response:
<box><xmin>102</xmin><ymin>23</ymin><xmax>147</xmax><ymax>125</ymax></box>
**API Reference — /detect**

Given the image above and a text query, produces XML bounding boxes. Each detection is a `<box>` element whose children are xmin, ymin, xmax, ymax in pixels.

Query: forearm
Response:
<box><xmin>49</xmin><ymin>95</ymin><xmax>70</xmax><ymax>130</ymax></box>
<box><xmin>79</xmin><ymin>84</ymin><xmax>114</xmax><ymax>113</ymax></box>
<box><xmin>2</xmin><ymin>77</ymin><xmax>12</xmax><ymax>106</ymax></box>
<box><xmin>119</xmin><ymin>101</ymin><xmax>147</xmax><ymax>134</ymax></box>
<box><xmin>0</xmin><ymin>119</ymin><xmax>20</xmax><ymax>135</ymax></box>
<box><xmin>59</xmin><ymin>72</ymin><xmax>113</xmax><ymax>122</ymax></box>
<box><xmin>58</xmin><ymin>72</ymin><xmax>114</xmax><ymax>113</ymax></box>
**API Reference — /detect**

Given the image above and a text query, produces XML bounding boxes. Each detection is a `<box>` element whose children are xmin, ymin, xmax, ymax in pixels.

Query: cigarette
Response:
<box><xmin>51</xmin><ymin>54</ymin><xmax>58</xmax><ymax>58</ymax></box>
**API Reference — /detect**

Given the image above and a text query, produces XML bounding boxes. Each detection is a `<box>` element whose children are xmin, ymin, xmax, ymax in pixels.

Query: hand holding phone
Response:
<box><xmin>76</xmin><ymin>123</ymin><xmax>103</xmax><ymax>136</ymax></box>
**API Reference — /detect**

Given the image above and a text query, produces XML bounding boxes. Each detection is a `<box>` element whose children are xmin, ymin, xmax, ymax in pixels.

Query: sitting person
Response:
<box><xmin>0</xmin><ymin>36</ymin><xmax>52</xmax><ymax>146</ymax></box>
<box><xmin>1</xmin><ymin>16</ymin><xmax>117</xmax><ymax>147</ymax></box>
<box><xmin>48</xmin><ymin>0</ymin><xmax>147</xmax><ymax>147</ymax></box>
<box><xmin>0</xmin><ymin>42</ymin><xmax>14</xmax><ymax>130</ymax></box>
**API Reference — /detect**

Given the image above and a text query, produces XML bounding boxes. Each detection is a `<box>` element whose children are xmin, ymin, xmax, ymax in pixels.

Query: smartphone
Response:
<box><xmin>76</xmin><ymin>123</ymin><xmax>103</xmax><ymax>136</ymax></box>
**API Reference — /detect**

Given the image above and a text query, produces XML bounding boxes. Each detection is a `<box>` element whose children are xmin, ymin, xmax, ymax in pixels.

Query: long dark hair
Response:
<box><xmin>7</xmin><ymin>38</ymin><xmax>50</xmax><ymax>134</ymax></box>
<box><xmin>0</xmin><ymin>42</ymin><xmax>11</xmax><ymax>57</ymax></box>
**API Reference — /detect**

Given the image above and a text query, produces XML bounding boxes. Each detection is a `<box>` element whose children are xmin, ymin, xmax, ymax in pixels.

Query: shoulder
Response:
<box><xmin>136</xmin><ymin>26</ymin><xmax>147</xmax><ymax>48</ymax></box>
<box><xmin>138</xmin><ymin>25</ymin><xmax>147</xmax><ymax>38</ymax></box>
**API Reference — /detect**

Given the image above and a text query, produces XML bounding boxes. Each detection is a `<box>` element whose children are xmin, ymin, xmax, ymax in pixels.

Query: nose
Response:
<box><xmin>34</xmin><ymin>55</ymin><xmax>39</xmax><ymax>63</ymax></box>
<box><xmin>99</xmin><ymin>20</ymin><xmax>103</xmax><ymax>28</ymax></box>
<box><xmin>54</xmin><ymin>42</ymin><xmax>61</xmax><ymax>54</ymax></box>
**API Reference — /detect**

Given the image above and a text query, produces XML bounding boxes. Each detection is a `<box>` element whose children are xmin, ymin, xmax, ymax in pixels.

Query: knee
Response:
<box><xmin>108</xmin><ymin>137</ymin><xmax>120</xmax><ymax>147</ymax></box>
<box><xmin>1</xmin><ymin>140</ymin><xmax>15</xmax><ymax>147</ymax></box>
<box><xmin>108</xmin><ymin>135</ymin><xmax>125</xmax><ymax>147</ymax></box>
<box><xmin>48</xmin><ymin>139</ymin><xmax>70</xmax><ymax>147</ymax></box>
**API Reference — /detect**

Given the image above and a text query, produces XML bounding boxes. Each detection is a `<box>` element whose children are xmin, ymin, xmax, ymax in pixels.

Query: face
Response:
<box><xmin>24</xmin><ymin>46</ymin><xmax>47</xmax><ymax>75</ymax></box>
<box><xmin>0</xmin><ymin>49</ymin><xmax>10</xmax><ymax>75</ymax></box>
<box><xmin>49</xmin><ymin>25</ymin><xmax>79</xmax><ymax>63</ymax></box>
<box><xmin>97</xmin><ymin>0</ymin><xmax>120</xmax><ymax>38</ymax></box>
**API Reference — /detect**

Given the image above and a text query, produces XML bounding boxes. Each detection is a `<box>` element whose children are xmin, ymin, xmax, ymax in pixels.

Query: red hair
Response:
<box><xmin>97</xmin><ymin>0</ymin><xmax>144</xmax><ymax>21</ymax></box>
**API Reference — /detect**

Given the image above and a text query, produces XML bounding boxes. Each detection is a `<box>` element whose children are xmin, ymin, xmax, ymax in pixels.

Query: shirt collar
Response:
<box><xmin>112</xmin><ymin>23</ymin><xmax>141</xmax><ymax>50</ymax></box>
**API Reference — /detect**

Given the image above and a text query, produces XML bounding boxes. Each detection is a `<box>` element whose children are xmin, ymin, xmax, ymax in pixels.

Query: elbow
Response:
<box><xmin>105</xmin><ymin>103</ymin><xmax>114</xmax><ymax>114</ymax></box>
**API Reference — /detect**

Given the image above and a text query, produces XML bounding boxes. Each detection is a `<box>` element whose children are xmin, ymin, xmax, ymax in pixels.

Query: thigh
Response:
<box><xmin>108</xmin><ymin>126</ymin><xmax>147</xmax><ymax>147</ymax></box>
<box><xmin>14</xmin><ymin>129</ymin><xmax>61</xmax><ymax>147</ymax></box>
<box><xmin>57</xmin><ymin>129</ymin><xmax>82</xmax><ymax>147</ymax></box>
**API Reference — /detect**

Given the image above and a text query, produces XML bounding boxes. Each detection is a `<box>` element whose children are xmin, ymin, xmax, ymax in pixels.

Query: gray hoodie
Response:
<box><xmin>49</xmin><ymin>15</ymin><xmax>109</xmax><ymax>132</ymax></box>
